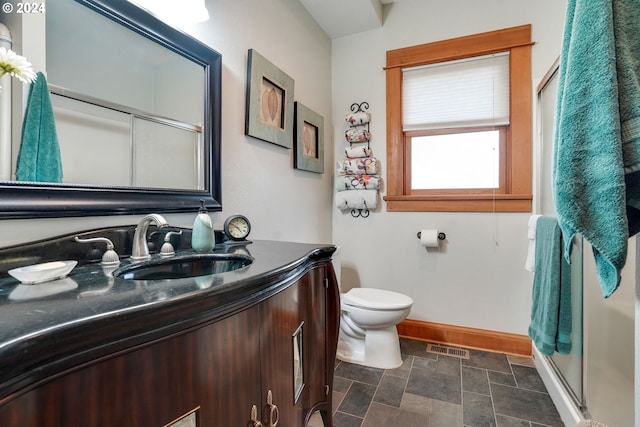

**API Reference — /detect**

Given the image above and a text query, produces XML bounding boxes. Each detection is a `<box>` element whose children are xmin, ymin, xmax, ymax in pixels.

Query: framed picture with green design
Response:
<box><xmin>294</xmin><ymin>102</ymin><xmax>324</xmax><ymax>173</ymax></box>
<box><xmin>245</xmin><ymin>49</ymin><xmax>294</xmax><ymax>148</ymax></box>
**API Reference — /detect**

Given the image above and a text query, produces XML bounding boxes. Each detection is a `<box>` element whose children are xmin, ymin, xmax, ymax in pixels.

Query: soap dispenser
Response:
<box><xmin>191</xmin><ymin>200</ymin><xmax>215</xmax><ymax>251</ymax></box>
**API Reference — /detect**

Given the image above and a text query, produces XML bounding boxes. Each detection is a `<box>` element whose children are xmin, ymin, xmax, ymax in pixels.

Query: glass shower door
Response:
<box><xmin>548</xmin><ymin>242</ymin><xmax>583</xmax><ymax>407</ymax></box>
<box><xmin>537</xmin><ymin>59</ymin><xmax>584</xmax><ymax>408</ymax></box>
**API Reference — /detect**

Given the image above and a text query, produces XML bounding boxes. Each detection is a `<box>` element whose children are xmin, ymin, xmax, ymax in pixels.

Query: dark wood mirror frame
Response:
<box><xmin>0</xmin><ymin>0</ymin><xmax>222</xmax><ymax>219</ymax></box>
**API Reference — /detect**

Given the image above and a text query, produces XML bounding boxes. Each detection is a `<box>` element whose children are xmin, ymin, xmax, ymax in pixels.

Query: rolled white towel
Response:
<box><xmin>345</xmin><ymin>145</ymin><xmax>372</xmax><ymax>158</ymax></box>
<box><xmin>345</xmin><ymin>127</ymin><xmax>371</xmax><ymax>143</ymax></box>
<box><xmin>525</xmin><ymin>214</ymin><xmax>542</xmax><ymax>271</ymax></box>
<box><xmin>345</xmin><ymin>111</ymin><xmax>370</xmax><ymax>126</ymax></box>
<box><xmin>338</xmin><ymin>157</ymin><xmax>378</xmax><ymax>175</ymax></box>
<box><xmin>335</xmin><ymin>175</ymin><xmax>381</xmax><ymax>191</ymax></box>
<box><xmin>335</xmin><ymin>189</ymin><xmax>378</xmax><ymax>210</ymax></box>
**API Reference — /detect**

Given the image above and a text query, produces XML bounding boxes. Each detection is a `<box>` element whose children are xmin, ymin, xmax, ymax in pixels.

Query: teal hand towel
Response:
<box><xmin>553</xmin><ymin>0</ymin><xmax>640</xmax><ymax>297</ymax></box>
<box><xmin>528</xmin><ymin>217</ymin><xmax>572</xmax><ymax>357</ymax></box>
<box><xmin>16</xmin><ymin>71</ymin><xmax>63</xmax><ymax>183</ymax></box>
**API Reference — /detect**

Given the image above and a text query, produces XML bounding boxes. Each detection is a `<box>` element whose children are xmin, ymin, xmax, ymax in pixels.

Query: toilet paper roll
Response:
<box><xmin>419</xmin><ymin>229</ymin><xmax>440</xmax><ymax>247</ymax></box>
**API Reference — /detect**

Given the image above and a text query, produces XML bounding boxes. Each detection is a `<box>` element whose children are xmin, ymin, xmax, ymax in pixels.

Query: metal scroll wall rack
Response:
<box><xmin>335</xmin><ymin>102</ymin><xmax>381</xmax><ymax>218</ymax></box>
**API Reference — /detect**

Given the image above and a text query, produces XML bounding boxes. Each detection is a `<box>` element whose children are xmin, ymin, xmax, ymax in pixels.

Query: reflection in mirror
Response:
<box><xmin>45</xmin><ymin>0</ymin><xmax>205</xmax><ymax>189</ymax></box>
<box><xmin>49</xmin><ymin>89</ymin><xmax>205</xmax><ymax>189</ymax></box>
<box><xmin>8</xmin><ymin>0</ymin><xmax>205</xmax><ymax>188</ymax></box>
<box><xmin>47</xmin><ymin>0</ymin><xmax>204</xmax><ymax>127</ymax></box>
<box><xmin>293</xmin><ymin>322</ymin><xmax>304</xmax><ymax>403</ymax></box>
<box><xmin>0</xmin><ymin>0</ymin><xmax>221</xmax><ymax>218</ymax></box>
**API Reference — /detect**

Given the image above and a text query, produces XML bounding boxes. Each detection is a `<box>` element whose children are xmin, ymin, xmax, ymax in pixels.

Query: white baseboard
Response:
<box><xmin>532</xmin><ymin>346</ymin><xmax>584</xmax><ymax>427</ymax></box>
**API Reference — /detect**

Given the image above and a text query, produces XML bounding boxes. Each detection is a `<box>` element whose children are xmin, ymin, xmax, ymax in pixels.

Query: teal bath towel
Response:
<box><xmin>16</xmin><ymin>71</ymin><xmax>63</xmax><ymax>183</ymax></box>
<box><xmin>528</xmin><ymin>217</ymin><xmax>572</xmax><ymax>357</ymax></box>
<box><xmin>552</xmin><ymin>0</ymin><xmax>640</xmax><ymax>297</ymax></box>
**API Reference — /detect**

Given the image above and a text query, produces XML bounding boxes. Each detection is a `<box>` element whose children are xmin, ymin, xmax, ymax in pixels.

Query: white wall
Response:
<box><xmin>186</xmin><ymin>0</ymin><xmax>334</xmax><ymax>243</ymax></box>
<box><xmin>331</xmin><ymin>0</ymin><xmax>567</xmax><ymax>335</ymax></box>
<box><xmin>0</xmin><ymin>0</ymin><xmax>334</xmax><ymax>247</ymax></box>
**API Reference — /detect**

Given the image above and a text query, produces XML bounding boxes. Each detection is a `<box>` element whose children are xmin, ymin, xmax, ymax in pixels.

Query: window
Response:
<box><xmin>384</xmin><ymin>25</ymin><xmax>533</xmax><ymax>212</ymax></box>
<box><xmin>408</xmin><ymin>127</ymin><xmax>505</xmax><ymax>192</ymax></box>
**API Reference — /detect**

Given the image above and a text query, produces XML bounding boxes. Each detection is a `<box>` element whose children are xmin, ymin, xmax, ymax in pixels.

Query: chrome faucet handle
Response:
<box><xmin>75</xmin><ymin>236</ymin><xmax>120</xmax><ymax>266</ymax></box>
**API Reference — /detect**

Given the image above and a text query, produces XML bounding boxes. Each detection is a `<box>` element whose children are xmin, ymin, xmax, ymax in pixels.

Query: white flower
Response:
<box><xmin>0</xmin><ymin>47</ymin><xmax>37</xmax><ymax>90</ymax></box>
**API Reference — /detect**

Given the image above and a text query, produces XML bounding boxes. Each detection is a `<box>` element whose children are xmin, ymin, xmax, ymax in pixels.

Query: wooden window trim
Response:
<box><xmin>384</xmin><ymin>25</ymin><xmax>533</xmax><ymax>212</ymax></box>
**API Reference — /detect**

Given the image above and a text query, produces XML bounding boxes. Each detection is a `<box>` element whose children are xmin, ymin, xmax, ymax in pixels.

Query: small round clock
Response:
<box><xmin>223</xmin><ymin>214</ymin><xmax>251</xmax><ymax>241</ymax></box>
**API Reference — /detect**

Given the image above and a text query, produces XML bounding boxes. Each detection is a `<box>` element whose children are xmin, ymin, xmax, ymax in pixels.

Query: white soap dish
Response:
<box><xmin>8</xmin><ymin>260</ymin><xmax>78</xmax><ymax>285</ymax></box>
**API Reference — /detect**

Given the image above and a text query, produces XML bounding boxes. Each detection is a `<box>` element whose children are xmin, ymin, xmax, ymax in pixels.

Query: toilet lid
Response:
<box><xmin>342</xmin><ymin>288</ymin><xmax>413</xmax><ymax>310</ymax></box>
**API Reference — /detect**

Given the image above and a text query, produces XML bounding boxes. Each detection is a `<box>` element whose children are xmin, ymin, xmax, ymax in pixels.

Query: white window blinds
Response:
<box><xmin>402</xmin><ymin>52</ymin><xmax>510</xmax><ymax>131</ymax></box>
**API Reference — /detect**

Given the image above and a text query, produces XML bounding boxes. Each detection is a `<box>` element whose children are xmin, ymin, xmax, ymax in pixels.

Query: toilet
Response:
<box><xmin>332</xmin><ymin>247</ymin><xmax>413</xmax><ymax>369</ymax></box>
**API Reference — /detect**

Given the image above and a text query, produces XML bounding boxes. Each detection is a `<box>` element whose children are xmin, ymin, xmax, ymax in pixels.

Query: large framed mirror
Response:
<box><xmin>0</xmin><ymin>0</ymin><xmax>221</xmax><ymax>218</ymax></box>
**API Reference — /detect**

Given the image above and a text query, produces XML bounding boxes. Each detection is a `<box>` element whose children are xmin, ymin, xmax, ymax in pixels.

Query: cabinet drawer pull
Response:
<box><xmin>269</xmin><ymin>404</ymin><xmax>279</xmax><ymax>427</ymax></box>
<box><xmin>250</xmin><ymin>404</ymin><xmax>263</xmax><ymax>427</ymax></box>
<box><xmin>266</xmin><ymin>390</ymin><xmax>279</xmax><ymax>427</ymax></box>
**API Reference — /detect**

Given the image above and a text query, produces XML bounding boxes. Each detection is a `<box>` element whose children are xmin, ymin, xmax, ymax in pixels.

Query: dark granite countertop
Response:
<box><xmin>0</xmin><ymin>234</ymin><xmax>336</xmax><ymax>402</ymax></box>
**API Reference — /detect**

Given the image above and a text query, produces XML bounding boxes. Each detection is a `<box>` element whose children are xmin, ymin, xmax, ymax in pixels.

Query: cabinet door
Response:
<box><xmin>197</xmin><ymin>307</ymin><xmax>263</xmax><ymax>426</ymax></box>
<box><xmin>260</xmin><ymin>267</ymin><xmax>332</xmax><ymax>427</ymax></box>
<box><xmin>301</xmin><ymin>267</ymin><xmax>328</xmax><ymax>409</ymax></box>
<box><xmin>260</xmin><ymin>280</ymin><xmax>305</xmax><ymax>426</ymax></box>
<box><xmin>0</xmin><ymin>307</ymin><xmax>263</xmax><ymax>427</ymax></box>
<box><xmin>303</xmin><ymin>264</ymin><xmax>339</xmax><ymax>427</ymax></box>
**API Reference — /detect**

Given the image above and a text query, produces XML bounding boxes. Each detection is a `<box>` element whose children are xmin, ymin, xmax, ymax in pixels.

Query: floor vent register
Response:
<box><xmin>426</xmin><ymin>343</ymin><xmax>470</xmax><ymax>359</ymax></box>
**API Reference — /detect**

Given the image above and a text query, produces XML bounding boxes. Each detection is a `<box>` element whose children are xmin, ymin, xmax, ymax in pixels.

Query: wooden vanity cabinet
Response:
<box><xmin>261</xmin><ymin>265</ymin><xmax>332</xmax><ymax>426</ymax></box>
<box><xmin>0</xmin><ymin>264</ymin><xmax>338</xmax><ymax>427</ymax></box>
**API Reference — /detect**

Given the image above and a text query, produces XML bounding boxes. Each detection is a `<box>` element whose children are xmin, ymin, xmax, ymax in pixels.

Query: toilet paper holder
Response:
<box><xmin>416</xmin><ymin>231</ymin><xmax>446</xmax><ymax>240</ymax></box>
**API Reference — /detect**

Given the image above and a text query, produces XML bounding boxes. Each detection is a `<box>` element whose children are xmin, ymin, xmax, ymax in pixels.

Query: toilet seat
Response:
<box><xmin>342</xmin><ymin>288</ymin><xmax>413</xmax><ymax>310</ymax></box>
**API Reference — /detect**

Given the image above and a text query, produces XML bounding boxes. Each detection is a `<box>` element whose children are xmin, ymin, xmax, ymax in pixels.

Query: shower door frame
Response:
<box><xmin>535</xmin><ymin>57</ymin><xmax>586</xmax><ymax>412</ymax></box>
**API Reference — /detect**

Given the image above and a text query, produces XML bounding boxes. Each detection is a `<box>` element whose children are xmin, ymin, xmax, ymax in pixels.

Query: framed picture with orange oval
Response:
<box><xmin>294</xmin><ymin>102</ymin><xmax>324</xmax><ymax>173</ymax></box>
<box><xmin>245</xmin><ymin>49</ymin><xmax>294</xmax><ymax>148</ymax></box>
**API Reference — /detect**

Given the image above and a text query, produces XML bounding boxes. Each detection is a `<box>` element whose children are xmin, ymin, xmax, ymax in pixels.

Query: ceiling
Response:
<box><xmin>299</xmin><ymin>0</ymin><xmax>400</xmax><ymax>39</ymax></box>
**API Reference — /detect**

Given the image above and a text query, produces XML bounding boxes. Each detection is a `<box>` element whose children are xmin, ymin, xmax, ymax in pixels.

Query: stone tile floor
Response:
<box><xmin>309</xmin><ymin>338</ymin><xmax>564</xmax><ymax>427</ymax></box>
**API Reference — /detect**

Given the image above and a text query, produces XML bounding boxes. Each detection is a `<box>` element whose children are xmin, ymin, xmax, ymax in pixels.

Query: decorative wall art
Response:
<box><xmin>293</xmin><ymin>102</ymin><xmax>324</xmax><ymax>173</ymax></box>
<box><xmin>245</xmin><ymin>49</ymin><xmax>295</xmax><ymax>148</ymax></box>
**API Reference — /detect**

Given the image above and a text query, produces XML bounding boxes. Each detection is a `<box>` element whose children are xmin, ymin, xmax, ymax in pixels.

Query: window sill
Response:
<box><xmin>383</xmin><ymin>194</ymin><xmax>532</xmax><ymax>212</ymax></box>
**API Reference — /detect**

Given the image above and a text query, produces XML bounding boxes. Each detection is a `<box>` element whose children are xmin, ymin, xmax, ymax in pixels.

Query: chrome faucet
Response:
<box><xmin>131</xmin><ymin>213</ymin><xmax>169</xmax><ymax>261</ymax></box>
